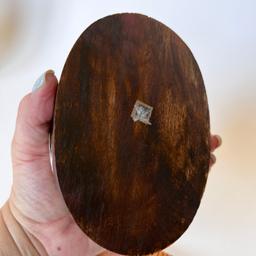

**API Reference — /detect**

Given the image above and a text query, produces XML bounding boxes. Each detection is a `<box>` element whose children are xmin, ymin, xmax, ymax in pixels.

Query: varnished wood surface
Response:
<box><xmin>98</xmin><ymin>250</ymin><xmax>170</xmax><ymax>256</ymax></box>
<box><xmin>51</xmin><ymin>13</ymin><xmax>210</xmax><ymax>255</ymax></box>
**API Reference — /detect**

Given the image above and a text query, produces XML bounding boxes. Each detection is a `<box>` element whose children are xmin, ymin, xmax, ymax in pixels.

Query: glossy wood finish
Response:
<box><xmin>98</xmin><ymin>250</ymin><xmax>170</xmax><ymax>256</ymax></box>
<box><xmin>51</xmin><ymin>13</ymin><xmax>210</xmax><ymax>255</ymax></box>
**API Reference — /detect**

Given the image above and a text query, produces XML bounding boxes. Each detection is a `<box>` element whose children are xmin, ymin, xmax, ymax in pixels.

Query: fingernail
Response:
<box><xmin>215</xmin><ymin>135</ymin><xmax>222</xmax><ymax>147</ymax></box>
<box><xmin>210</xmin><ymin>154</ymin><xmax>216</xmax><ymax>164</ymax></box>
<box><xmin>32</xmin><ymin>69</ymin><xmax>55</xmax><ymax>92</ymax></box>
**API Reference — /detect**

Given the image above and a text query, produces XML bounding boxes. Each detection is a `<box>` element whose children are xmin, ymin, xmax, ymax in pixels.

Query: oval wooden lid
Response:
<box><xmin>51</xmin><ymin>13</ymin><xmax>210</xmax><ymax>255</ymax></box>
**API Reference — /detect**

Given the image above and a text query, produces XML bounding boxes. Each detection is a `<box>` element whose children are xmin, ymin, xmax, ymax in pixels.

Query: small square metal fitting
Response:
<box><xmin>131</xmin><ymin>100</ymin><xmax>153</xmax><ymax>125</ymax></box>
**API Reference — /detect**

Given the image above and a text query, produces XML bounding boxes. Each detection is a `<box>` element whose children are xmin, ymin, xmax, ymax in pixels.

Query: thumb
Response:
<box><xmin>10</xmin><ymin>69</ymin><xmax>71</xmax><ymax>225</ymax></box>
<box><xmin>10</xmin><ymin>70</ymin><xmax>108</xmax><ymax>256</ymax></box>
<box><xmin>12</xmin><ymin>70</ymin><xmax>57</xmax><ymax>166</ymax></box>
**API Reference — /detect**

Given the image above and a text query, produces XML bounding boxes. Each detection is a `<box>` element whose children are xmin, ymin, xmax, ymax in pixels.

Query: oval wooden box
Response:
<box><xmin>51</xmin><ymin>13</ymin><xmax>210</xmax><ymax>255</ymax></box>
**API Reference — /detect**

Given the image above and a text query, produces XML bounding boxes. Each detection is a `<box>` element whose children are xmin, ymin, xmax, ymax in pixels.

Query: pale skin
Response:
<box><xmin>0</xmin><ymin>71</ymin><xmax>222</xmax><ymax>256</ymax></box>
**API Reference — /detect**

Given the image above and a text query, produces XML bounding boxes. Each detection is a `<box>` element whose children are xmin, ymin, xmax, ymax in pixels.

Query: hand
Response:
<box><xmin>4</xmin><ymin>70</ymin><xmax>106</xmax><ymax>256</ymax></box>
<box><xmin>2</xmin><ymin>70</ymin><xmax>222</xmax><ymax>256</ymax></box>
<box><xmin>209</xmin><ymin>134</ymin><xmax>222</xmax><ymax>169</ymax></box>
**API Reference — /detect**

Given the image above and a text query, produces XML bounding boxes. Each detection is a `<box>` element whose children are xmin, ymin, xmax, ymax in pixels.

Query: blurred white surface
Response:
<box><xmin>0</xmin><ymin>0</ymin><xmax>255</xmax><ymax>255</ymax></box>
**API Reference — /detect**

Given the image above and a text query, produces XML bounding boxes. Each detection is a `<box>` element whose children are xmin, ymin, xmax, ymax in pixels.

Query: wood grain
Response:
<box><xmin>98</xmin><ymin>250</ymin><xmax>170</xmax><ymax>256</ymax></box>
<box><xmin>51</xmin><ymin>13</ymin><xmax>210</xmax><ymax>255</ymax></box>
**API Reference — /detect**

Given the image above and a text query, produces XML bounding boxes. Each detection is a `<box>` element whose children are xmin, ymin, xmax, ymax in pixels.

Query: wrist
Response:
<box><xmin>0</xmin><ymin>201</ymin><xmax>47</xmax><ymax>255</ymax></box>
<box><xmin>40</xmin><ymin>218</ymin><xmax>105</xmax><ymax>256</ymax></box>
<box><xmin>7</xmin><ymin>197</ymin><xmax>105</xmax><ymax>256</ymax></box>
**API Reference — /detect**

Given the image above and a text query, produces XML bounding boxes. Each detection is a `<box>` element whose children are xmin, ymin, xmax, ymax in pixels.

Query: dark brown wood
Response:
<box><xmin>51</xmin><ymin>13</ymin><xmax>210</xmax><ymax>255</ymax></box>
<box><xmin>98</xmin><ymin>250</ymin><xmax>170</xmax><ymax>256</ymax></box>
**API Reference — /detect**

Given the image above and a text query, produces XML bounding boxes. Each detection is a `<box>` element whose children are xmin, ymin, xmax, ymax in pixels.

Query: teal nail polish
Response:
<box><xmin>32</xmin><ymin>70</ymin><xmax>55</xmax><ymax>92</ymax></box>
<box><xmin>32</xmin><ymin>72</ymin><xmax>46</xmax><ymax>92</ymax></box>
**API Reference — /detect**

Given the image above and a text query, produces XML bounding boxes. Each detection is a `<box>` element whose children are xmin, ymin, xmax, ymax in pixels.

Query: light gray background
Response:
<box><xmin>0</xmin><ymin>0</ymin><xmax>255</xmax><ymax>255</ymax></box>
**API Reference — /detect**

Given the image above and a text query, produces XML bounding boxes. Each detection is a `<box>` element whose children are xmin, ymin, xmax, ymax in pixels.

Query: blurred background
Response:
<box><xmin>0</xmin><ymin>0</ymin><xmax>255</xmax><ymax>255</ymax></box>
